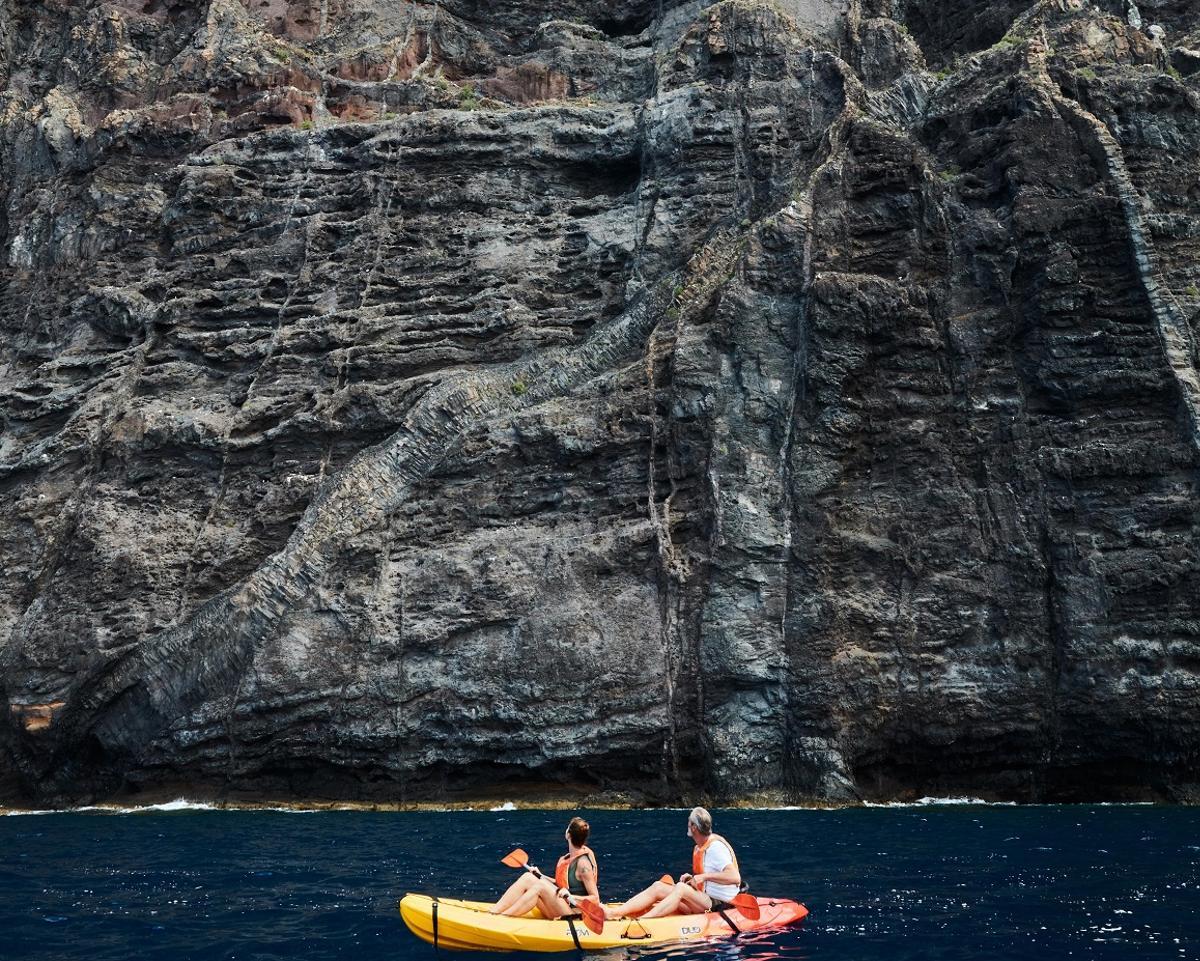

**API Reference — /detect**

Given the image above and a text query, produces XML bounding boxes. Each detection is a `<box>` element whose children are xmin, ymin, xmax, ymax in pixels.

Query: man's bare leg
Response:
<box><xmin>604</xmin><ymin>880</ymin><xmax>674</xmax><ymax>919</ymax></box>
<box><xmin>641</xmin><ymin>883</ymin><xmax>712</xmax><ymax>919</ymax></box>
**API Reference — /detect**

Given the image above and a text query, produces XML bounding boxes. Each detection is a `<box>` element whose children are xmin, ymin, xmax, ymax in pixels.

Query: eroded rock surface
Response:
<box><xmin>1</xmin><ymin>0</ymin><xmax>1198</xmax><ymax>806</ymax></box>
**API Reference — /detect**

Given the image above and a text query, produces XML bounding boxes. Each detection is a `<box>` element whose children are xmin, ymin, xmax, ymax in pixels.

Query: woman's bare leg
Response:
<box><xmin>641</xmin><ymin>883</ymin><xmax>712</xmax><ymax>919</ymax></box>
<box><xmin>499</xmin><ymin>875</ymin><xmax>568</xmax><ymax>918</ymax></box>
<box><xmin>491</xmin><ymin>873</ymin><xmax>538</xmax><ymax>914</ymax></box>
<box><xmin>499</xmin><ymin>886</ymin><xmax>546</xmax><ymax>918</ymax></box>
<box><xmin>534</xmin><ymin>886</ymin><xmax>573</xmax><ymax>920</ymax></box>
<box><xmin>604</xmin><ymin>880</ymin><xmax>674</xmax><ymax>919</ymax></box>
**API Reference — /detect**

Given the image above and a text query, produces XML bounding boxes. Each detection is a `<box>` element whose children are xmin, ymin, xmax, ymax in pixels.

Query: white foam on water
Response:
<box><xmin>863</xmin><ymin>797</ymin><xmax>1019</xmax><ymax>808</ymax></box>
<box><xmin>3</xmin><ymin>798</ymin><xmax>1163</xmax><ymax>815</ymax></box>
<box><xmin>722</xmin><ymin>799</ymin><xmax>1159</xmax><ymax>810</ymax></box>
<box><xmin>2</xmin><ymin>798</ymin><xmax>311</xmax><ymax>816</ymax></box>
<box><xmin>2</xmin><ymin>805</ymin><xmax>115</xmax><ymax>816</ymax></box>
<box><xmin>66</xmin><ymin>799</ymin><xmax>220</xmax><ymax>814</ymax></box>
<box><xmin>734</xmin><ymin>805</ymin><xmax>824</xmax><ymax>811</ymax></box>
<box><xmin>138</xmin><ymin>799</ymin><xmax>219</xmax><ymax>812</ymax></box>
<box><xmin>1091</xmin><ymin>802</ymin><xmax>1154</xmax><ymax>806</ymax></box>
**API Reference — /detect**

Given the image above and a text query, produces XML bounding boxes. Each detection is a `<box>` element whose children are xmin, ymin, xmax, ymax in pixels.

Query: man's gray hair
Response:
<box><xmin>688</xmin><ymin>806</ymin><xmax>713</xmax><ymax>835</ymax></box>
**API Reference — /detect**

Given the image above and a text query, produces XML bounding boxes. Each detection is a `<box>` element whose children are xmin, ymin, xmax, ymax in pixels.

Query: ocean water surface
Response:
<box><xmin>1</xmin><ymin>804</ymin><xmax>1197</xmax><ymax>961</ymax></box>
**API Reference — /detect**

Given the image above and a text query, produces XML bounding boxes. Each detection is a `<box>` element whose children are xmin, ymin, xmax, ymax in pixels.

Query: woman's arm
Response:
<box><xmin>577</xmin><ymin>858</ymin><xmax>600</xmax><ymax>902</ymax></box>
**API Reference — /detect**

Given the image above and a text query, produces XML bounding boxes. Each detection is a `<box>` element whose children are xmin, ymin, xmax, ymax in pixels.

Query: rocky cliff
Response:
<box><xmin>2</xmin><ymin>0</ymin><xmax>1199</xmax><ymax>807</ymax></box>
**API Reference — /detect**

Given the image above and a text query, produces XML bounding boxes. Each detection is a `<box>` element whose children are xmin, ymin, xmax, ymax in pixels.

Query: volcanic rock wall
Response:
<box><xmin>1</xmin><ymin>0</ymin><xmax>1198</xmax><ymax>805</ymax></box>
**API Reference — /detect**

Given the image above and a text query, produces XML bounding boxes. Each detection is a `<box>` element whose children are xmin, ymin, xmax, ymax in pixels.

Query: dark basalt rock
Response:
<box><xmin>1</xmin><ymin>0</ymin><xmax>1198</xmax><ymax>808</ymax></box>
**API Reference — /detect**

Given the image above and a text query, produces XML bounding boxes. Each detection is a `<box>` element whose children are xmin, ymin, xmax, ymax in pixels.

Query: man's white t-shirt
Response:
<box><xmin>701</xmin><ymin>839</ymin><xmax>739</xmax><ymax>903</ymax></box>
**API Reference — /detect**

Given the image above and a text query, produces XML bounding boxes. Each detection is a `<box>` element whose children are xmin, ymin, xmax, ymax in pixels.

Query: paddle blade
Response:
<box><xmin>577</xmin><ymin>898</ymin><xmax>606</xmax><ymax>935</ymax></box>
<box><xmin>500</xmin><ymin>848</ymin><xmax>529</xmax><ymax>869</ymax></box>
<box><xmin>659</xmin><ymin>875</ymin><xmax>675</xmax><ymax>886</ymax></box>
<box><xmin>732</xmin><ymin>893</ymin><xmax>761</xmax><ymax>920</ymax></box>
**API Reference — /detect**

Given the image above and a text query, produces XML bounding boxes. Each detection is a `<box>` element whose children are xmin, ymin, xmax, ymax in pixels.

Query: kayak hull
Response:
<box><xmin>399</xmin><ymin>894</ymin><xmax>808</xmax><ymax>952</ymax></box>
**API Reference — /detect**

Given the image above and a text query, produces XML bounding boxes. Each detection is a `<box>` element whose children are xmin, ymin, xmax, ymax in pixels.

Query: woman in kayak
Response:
<box><xmin>605</xmin><ymin>806</ymin><xmax>740</xmax><ymax>919</ymax></box>
<box><xmin>490</xmin><ymin>816</ymin><xmax>600</xmax><ymax>918</ymax></box>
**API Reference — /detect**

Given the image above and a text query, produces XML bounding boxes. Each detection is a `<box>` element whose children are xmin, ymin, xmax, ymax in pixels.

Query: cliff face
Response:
<box><xmin>2</xmin><ymin>0</ymin><xmax>1198</xmax><ymax>806</ymax></box>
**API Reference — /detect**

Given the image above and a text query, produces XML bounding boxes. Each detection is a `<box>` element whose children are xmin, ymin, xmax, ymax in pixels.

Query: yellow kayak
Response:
<box><xmin>398</xmin><ymin>893</ymin><xmax>809</xmax><ymax>952</ymax></box>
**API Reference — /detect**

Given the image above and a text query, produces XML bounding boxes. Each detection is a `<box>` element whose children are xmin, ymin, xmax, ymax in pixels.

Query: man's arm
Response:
<box><xmin>691</xmin><ymin>843</ymin><xmax>740</xmax><ymax>889</ymax></box>
<box><xmin>692</xmin><ymin>864</ymin><xmax>740</xmax><ymax>888</ymax></box>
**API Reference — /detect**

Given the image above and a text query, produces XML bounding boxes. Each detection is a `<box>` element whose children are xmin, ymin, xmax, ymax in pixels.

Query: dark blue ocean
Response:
<box><xmin>1</xmin><ymin>804</ymin><xmax>1197</xmax><ymax>961</ymax></box>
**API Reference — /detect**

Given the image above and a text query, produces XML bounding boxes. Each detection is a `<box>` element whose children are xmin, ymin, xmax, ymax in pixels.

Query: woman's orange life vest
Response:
<box><xmin>554</xmin><ymin>846</ymin><xmax>597</xmax><ymax>897</ymax></box>
<box><xmin>692</xmin><ymin>833</ymin><xmax>739</xmax><ymax>878</ymax></box>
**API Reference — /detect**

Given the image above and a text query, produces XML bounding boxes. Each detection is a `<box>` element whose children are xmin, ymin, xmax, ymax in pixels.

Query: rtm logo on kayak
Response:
<box><xmin>680</xmin><ymin>925</ymin><xmax>703</xmax><ymax>936</ymax></box>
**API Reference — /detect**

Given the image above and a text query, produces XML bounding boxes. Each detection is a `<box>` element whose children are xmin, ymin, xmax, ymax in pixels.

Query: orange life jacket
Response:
<box><xmin>692</xmin><ymin>833</ymin><xmax>739</xmax><ymax>878</ymax></box>
<box><xmin>554</xmin><ymin>845</ymin><xmax>597</xmax><ymax>897</ymax></box>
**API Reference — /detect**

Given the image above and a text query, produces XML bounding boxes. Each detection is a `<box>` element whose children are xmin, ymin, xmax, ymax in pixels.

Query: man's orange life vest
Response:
<box><xmin>692</xmin><ymin>833</ymin><xmax>739</xmax><ymax>878</ymax></box>
<box><xmin>554</xmin><ymin>846</ymin><xmax>597</xmax><ymax>897</ymax></box>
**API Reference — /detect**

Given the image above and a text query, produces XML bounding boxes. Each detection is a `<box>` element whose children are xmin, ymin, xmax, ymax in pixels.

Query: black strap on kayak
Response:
<box><xmin>621</xmin><ymin>919</ymin><xmax>653</xmax><ymax>940</ymax></box>
<box><xmin>715</xmin><ymin>905</ymin><xmax>741</xmax><ymax>934</ymax></box>
<box><xmin>431</xmin><ymin>897</ymin><xmax>440</xmax><ymax>950</ymax></box>
<box><xmin>565</xmin><ymin>915</ymin><xmax>583</xmax><ymax>951</ymax></box>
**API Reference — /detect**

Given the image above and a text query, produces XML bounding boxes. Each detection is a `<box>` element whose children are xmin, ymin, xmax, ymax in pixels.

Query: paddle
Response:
<box><xmin>500</xmin><ymin>849</ymin><xmax>606</xmax><ymax>934</ymax></box>
<box><xmin>729</xmin><ymin>892</ymin><xmax>761</xmax><ymax>921</ymax></box>
<box><xmin>500</xmin><ymin>849</ymin><xmax>538</xmax><ymax>874</ymax></box>
<box><xmin>571</xmin><ymin>896</ymin><xmax>608</xmax><ymax>934</ymax></box>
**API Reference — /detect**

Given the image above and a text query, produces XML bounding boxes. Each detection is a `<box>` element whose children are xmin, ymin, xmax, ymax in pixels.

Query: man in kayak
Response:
<box><xmin>605</xmin><ymin>807</ymin><xmax>741</xmax><ymax>919</ymax></box>
<box><xmin>490</xmin><ymin>816</ymin><xmax>600</xmax><ymax>918</ymax></box>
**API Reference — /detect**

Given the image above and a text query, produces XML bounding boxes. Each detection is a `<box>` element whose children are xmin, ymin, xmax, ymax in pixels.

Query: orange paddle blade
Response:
<box><xmin>731</xmin><ymin>893</ymin><xmax>761</xmax><ymax>920</ymax></box>
<box><xmin>577</xmin><ymin>898</ymin><xmax>606</xmax><ymax>935</ymax></box>
<box><xmin>500</xmin><ymin>848</ymin><xmax>529</xmax><ymax>868</ymax></box>
<box><xmin>659</xmin><ymin>874</ymin><xmax>674</xmax><ymax>885</ymax></box>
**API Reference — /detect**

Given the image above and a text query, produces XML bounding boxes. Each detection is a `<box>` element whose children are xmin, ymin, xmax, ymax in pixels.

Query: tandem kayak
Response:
<box><xmin>398</xmin><ymin>893</ymin><xmax>808</xmax><ymax>952</ymax></box>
